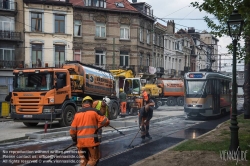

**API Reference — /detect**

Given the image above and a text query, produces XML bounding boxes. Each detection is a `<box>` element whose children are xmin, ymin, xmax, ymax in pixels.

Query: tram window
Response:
<box><xmin>186</xmin><ymin>81</ymin><xmax>205</xmax><ymax>94</ymax></box>
<box><xmin>205</xmin><ymin>80</ymin><xmax>212</xmax><ymax>95</ymax></box>
<box><xmin>221</xmin><ymin>80</ymin><xmax>225</xmax><ymax>94</ymax></box>
<box><xmin>226</xmin><ymin>81</ymin><xmax>230</xmax><ymax>94</ymax></box>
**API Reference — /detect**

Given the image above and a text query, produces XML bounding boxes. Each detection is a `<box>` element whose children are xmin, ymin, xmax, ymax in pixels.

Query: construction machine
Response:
<box><xmin>11</xmin><ymin>61</ymin><xmax>119</xmax><ymax>127</ymax></box>
<box><xmin>156</xmin><ymin>78</ymin><xmax>184</xmax><ymax>106</ymax></box>
<box><xmin>110</xmin><ymin>68</ymin><xmax>161</xmax><ymax>113</ymax></box>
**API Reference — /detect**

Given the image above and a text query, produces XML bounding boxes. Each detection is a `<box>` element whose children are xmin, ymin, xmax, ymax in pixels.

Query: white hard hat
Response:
<box><xmin>103</xmin><ymin>96</ymin><xmax>111</xmax><ymax>105</ymax></box>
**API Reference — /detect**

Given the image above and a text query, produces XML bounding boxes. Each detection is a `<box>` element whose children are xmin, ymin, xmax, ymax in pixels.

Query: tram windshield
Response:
<box><xmin>185</xmin><ymin>80</ymin><xmax>207</xmax><ymax>95</ymax></box>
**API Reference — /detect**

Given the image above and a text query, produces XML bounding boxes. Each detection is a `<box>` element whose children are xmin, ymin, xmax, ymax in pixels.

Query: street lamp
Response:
<box><xmin>227</xmin><ymin>10</ymin><xmax>244</xmax><ymax>152</ymax></box>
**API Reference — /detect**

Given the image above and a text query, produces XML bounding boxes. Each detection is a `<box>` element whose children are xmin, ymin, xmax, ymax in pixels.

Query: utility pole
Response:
<box><xmin>113</xmin><ymin>38</ymin><xmax>115</xmax><ymax>69</ymax></box>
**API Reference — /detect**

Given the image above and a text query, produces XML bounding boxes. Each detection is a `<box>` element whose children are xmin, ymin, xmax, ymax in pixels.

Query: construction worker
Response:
<box><xmin>70</xmin><ymin>96</ymin><xmax>109</xmax><ymax>166</ymax></box>
<box><xmin>92</xmin><ymin>96</ymin><xmax>111</xmax><ymax>142</ymax></box>
<box><xmin>119</xmin><ymin>88</ymin><xmax>127</xmax><ymax>117</ymax></box>
<box><xmin>138</xmin><ymin>99</ymin><xmax>155</xmax><ymax>140</ymax></box>
<box><xmin>142</xmin><ymin>89</ymin><xmax>149</xmax><ymax>106</ymax></box>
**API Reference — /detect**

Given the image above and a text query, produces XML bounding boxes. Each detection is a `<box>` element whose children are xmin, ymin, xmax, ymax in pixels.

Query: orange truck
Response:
<box><xmin>11</xmin><ymin>61</ymin><xmax>119</xmax><ymax>127</ymax></box>
<box><xmin>155</xmin><ymin>78</ymin><xmax>184</xmax><ymax>107</ymax></box>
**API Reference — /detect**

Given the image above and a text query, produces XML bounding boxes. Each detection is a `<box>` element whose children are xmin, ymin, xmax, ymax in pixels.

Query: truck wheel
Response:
<box><xmin>23</xmin><ymin>122</ymin><xmax>38</xmax><ymax>127</ymax></box>
<box><xmin>167</xmin><ymin>97</ymin><xmax>176</xmax><ymax>106</ymax></box>
<box><xmin>59</xmin><ymin>105</ymin><xmax>76</xmax><ymax>127</ymax></box>
<box><xmin>109</xmin><ymin>100</ymin><xmax>119</xmax><ymax>120</ymax></box>
<box><xmin>177</xmin><ymin>97</ymin><xmax>184</xmax><ymax>106</ymax></box>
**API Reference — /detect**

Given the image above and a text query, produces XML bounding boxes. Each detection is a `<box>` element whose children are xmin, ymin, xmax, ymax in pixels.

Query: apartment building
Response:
<box><xmin>163</xmin><ymin>22</ymin><xmax>191</xmax><ymax>78</ymax></box>
<box><xmin>174</xmin><ymin>32</ymin><xmax>192</xmax><ymax>77</ymax></box>
<box><xmin>153</xmin><ymin>22</ymin><xmax>165</xmax><ymax>69</ymax></box>
<box><xmin>71</xmin><ymin>0</ymin><xmax>155</xmax><ymax>74</ymax></box>
<box><xmin>23</xmin><ymin>0</ymin><xmax>73</xmax><ymax>68</ymax></box>
<box><xmin>200</xmin><ymin>31</ymin><xmax>219</xmax><ymax>71</ymax></box>
<box><xmin>163</xmin><ymin>21</ymin><xmax>176</xmax><ymax>76</ymax></box>
<box><xmin>0</xmin><ymin>0</ymin><xmax>24</xmax><ymax>100</ymax></box>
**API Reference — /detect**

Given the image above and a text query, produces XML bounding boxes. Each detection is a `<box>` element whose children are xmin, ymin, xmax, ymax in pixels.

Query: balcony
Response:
<box><xmin>0</xmin><ymin>1</ymin><xmax>17</xmax><ymax>12</ymax></box>
<box><xmin>0</xmin><ymin>60</ymin><xmax>24</xmax><ymax>69</ymax></box>
<box><xmin>0</xmin><ymin>31</ymin><xmax>21</xmax><ymax>41</ymax></box>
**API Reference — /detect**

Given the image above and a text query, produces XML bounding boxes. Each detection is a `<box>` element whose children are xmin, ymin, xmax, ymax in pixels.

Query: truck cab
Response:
<box><xmin>11</xmin><ymin>68</ymin><xmax>77</xmax><ymax>127</ymax></box>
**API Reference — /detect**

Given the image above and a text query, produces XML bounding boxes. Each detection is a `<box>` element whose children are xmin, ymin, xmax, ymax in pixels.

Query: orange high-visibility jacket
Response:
<box><xmin>143</xmin><ymin>91</ymin><xmax>148</xmax><ymax>101</ymax></box>
<box><xmin>70</xmin><ymin>106</ymin><xmax>110</xmax><ymax>148</ymax></box>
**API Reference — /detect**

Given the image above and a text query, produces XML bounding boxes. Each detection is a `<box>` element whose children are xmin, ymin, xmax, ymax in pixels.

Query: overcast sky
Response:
<box><xmin>134</xmin><ymin>0</ymin><xmax>244</xmax><ymax>71</ymax></box>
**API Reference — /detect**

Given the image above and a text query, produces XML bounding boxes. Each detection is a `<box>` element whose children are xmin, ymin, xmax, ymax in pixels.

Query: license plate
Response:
<box><xmin>23</xmin><ymin>115</ymin><xmax>32</xmax><ymax>118</ymax></box>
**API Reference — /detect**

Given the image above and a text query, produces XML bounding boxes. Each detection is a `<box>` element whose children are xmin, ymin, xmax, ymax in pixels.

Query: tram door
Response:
<box><xmin>212</xmin><ymin>79</ymin><xmax>220</xmax><ymax>114</ymax></box>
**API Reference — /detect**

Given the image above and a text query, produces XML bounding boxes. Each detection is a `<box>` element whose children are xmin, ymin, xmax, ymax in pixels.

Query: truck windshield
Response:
<box><xmin>124</xmin><ymin>79</ymin><xmax>141</xmax><ymax>95</ymax></box>
<box><xmin>13</xmin><ymin>72</ymin><xmax>53</xmax><ymax>92</ymax></box>
<box><xmin>185</xmin><ymin>80</ymin><xmax>206</xmax><ymax>95</ymax></box>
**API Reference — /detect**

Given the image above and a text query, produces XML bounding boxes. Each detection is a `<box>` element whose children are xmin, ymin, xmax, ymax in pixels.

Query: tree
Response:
<box><xmin>191</xmin><ymin>0</ymin><xmax>250</xmax><ymax>119</ymax></box>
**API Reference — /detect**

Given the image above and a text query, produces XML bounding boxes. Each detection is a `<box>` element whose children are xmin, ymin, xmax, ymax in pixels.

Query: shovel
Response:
<box><xmin>125</xmin><ymin>129</ymin><xmax>140</xmax><ymax>149</ymax></box>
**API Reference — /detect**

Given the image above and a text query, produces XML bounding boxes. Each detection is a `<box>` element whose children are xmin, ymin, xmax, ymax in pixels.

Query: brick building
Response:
<box><xmin>71</xmin><ymin>0</ymin><xmax>155</xmax><ymax>73</ymax></box>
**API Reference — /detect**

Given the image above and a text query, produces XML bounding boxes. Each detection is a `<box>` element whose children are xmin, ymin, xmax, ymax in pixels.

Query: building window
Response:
<box><xmin>32</xmin><ymin>44</ymin><xmax>42</xmax><ymax>67</ymax></box>
<box><xmin>153</xmin><ymin>53</ymin><xmax>156</xmax><ymax>66</ymax></box>
<box><xmin>157</xmin><ymin>35</ymin><xmax>160</xmax><ymax>46</ymax></box>
<box><xmin>120</xmin><ymin>25</ymin><xmax>130</xmax><ymax>39</ymax></box>
<box><xmin>31</xmin><ymin>13</ymin><xmax>42</xmax><ymax>32</ymax></box>
<box><xmin>55</xmin><ymin>15</ymin><xmax>65</xmax><ymax>33</ymax></box>
<box><xmin>161</xmin><ymin>55</ymin><xmax>163</xmax><ymax>67</ymax></box>
<box><xmin>153</xmin><ymin>33</ymin><xmax>155</xmax><ymax>44</ymax></box>
<box><xmin>95</xmin><ymin>50</ymin><xmax>105</xmax><ymax>65</ymax></box>
<box><xmin>95</xmin><ymin>23</ymin><xmax>106</xmax><ymax>38</ymax></box>
<box><xmin>74</xmin><ymin>20</ymin><xmax>81</xmax><ymax>36</ymax></box>
<box><xmin>55</xmin><ymin>45</ymin><xmax>65</xmax><ymax>68</ymax></box>
<box><xmin>164</xmin><ymin>39</ymin><xmax>167</xmax><ymax>48</ymax></box>
<box><xmin>139</xmin><ymin>53</ymin><xmax>143</xmax><ymax>66</ymax></box>
<box><xmin>139</xmin><ymin>27</ymin><xmax>144</xmax><ymax>42</ymax></box>
<box><xmin>2</xmin><ymin>0</ymin><xmax>15</xmax><ymax>10</ymax></box>
<box><xmin>0</xmin><ymin>48</ymin><xmax>14</xmax><ymax>61</ymax></box>
<box><xmin>146</xmin><ymin>30</ymin><xmax>150</xmax><ymax>44</ymax></box>
<box><xmin>179</xmin><ymin>59</ymin><xmax>181</xmax><ymax>70</ymax></box>
<box><xmin>172</xmin><ymin>42</ymin><xmax>174</xmax><ymax>50</ymax></box>
<box><xmin>169</xmin><ymin>40</ymin><xmax>171</xmax><ymax>49</ymax></box>
<box><xmin>120</xmin><ymin>51</ymin><xmax>129</xmax><ymax>67</ymax></box>
<box><xmin>85</xmin><ymin>0</ymin><xmax>106</xmax><ymax>8</ymax></box>
<box><xmin>146</xmin><ymin>54</ymin><xmax>150</xmax><ymax>66</ymax></box>
<box><xmin>0</xmin><ymin>16</ymin><xmax>14</xmax><ymax>31</ymax></box>
<box><xmin>74</xmin><ymin>49</ymin><xmax>81</xmax><ymax>61</ymax></box>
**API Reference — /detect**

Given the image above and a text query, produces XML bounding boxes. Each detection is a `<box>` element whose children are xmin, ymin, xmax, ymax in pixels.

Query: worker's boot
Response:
<box><xmin>141</xmin><ymin>135</ymin><xmax>145</xmax><ymax>143</ymax></box>
<box><xmin>145</xmin><ymin>133</ymin><xmax>152</xmax><ymax>139</ymax></box>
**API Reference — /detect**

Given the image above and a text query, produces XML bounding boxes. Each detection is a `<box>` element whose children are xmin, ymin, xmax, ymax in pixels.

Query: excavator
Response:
<box><xmin>109</xmin><ymin>68</ymin><xmax>162</xmax><ymax>115</ymax></box>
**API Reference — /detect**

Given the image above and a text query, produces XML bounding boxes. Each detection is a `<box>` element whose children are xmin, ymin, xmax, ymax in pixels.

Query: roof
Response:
<box><xmin>70</xmin><ymin>0</ymin><xmax>138</xmax><ymax>12</ymax></box>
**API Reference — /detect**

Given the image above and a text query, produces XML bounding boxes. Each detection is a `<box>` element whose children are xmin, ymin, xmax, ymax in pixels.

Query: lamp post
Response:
<box><xmin>227</xmin><ymin>10</ymin><xmax>244</xmax><ymax>152</ymax></box>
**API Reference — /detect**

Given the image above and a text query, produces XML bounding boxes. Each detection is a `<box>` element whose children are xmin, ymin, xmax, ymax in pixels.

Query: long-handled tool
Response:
<box><xmin>126</xmin><ymin>129</ymin><xmax>140</xmax><ymax>148</ymax></box>
<box><xmin>38</xmin><ymin>142</ymin><xmax>76</xmax><ymax>163</ymax></box>
<box><xmin>109</xmin><ymin>125</ymin><xmax>125</xmax><ymax>135</ymax></box>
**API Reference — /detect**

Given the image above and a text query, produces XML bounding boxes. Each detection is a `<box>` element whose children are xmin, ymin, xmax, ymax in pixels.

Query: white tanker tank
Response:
<box><xmin>63</xmin><ymin>61</ymin><xmax>119</xmax><ymax>119</ymax></box>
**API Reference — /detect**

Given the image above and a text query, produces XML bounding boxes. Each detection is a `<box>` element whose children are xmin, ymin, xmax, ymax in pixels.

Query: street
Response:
<box><xmin>0</xmin><ymin>98</ymin><xmax>244</xmax><ymax>166</ymax></box>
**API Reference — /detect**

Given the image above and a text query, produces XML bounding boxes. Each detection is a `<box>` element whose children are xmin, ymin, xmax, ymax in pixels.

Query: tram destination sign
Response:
<box><xmin>189</xmin><ymin>73</ymin><xmax>203</xmax><ymax>78</ymax></box>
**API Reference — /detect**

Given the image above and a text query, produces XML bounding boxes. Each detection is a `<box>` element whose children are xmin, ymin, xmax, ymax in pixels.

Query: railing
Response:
<box><xmin>0</xmin><ymin>60</ymin><xmax>24</xmax><ymax>69</ymax></box>
<box><xmin>0</xmin><ymin>31</ymin><xmax>21</xmax><ymax>40</ymax></box>
<box><xmin>0</xmin><ymin>1</ymin><xmax>16</xmax><ymax>11</ymax></box>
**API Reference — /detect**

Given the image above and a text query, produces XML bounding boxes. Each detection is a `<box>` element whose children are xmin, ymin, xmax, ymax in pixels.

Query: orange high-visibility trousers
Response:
<box><xmin>78</xmin><ymin>146</ymin><xmax>100</xmax><ymax>166</ymax></box>
<box><xmin>120</xmin><ymin>102</ymin><xmax>127</xmax><ymax>114</ymax></box>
